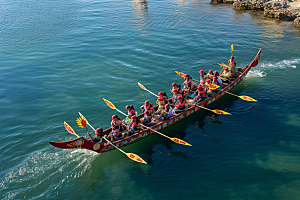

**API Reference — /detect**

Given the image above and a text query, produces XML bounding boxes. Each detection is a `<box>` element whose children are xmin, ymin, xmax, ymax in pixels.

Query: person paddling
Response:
<box><xmin>213</xmin><ymin>71</ymin><xmax>223</xmax><ymax>88</ymax></box>
<box><xmin>205</xmin><ymin>79</ymin><xmax>216</xmax><ymax>97</ymax></box>
<box><xmin>127</xmin><ymin>115</ymin><xmax>141</xmax><ymax>136</ymax></box>
<box><xmin>156</xmin><ymin>104</ymin><xmax>173</xmax><ymax>120</ymax></box>
<box><xmin>111</xmin><ymin>114</ymin><xmax>124</xmax><ymax>132</ymax></box>
<box><xmin>88</xmin><ymin>128</ymin><xmax>104</xmax><ymax>143</ymax></box>
<box><xmin>140</xmin><ymin>100</ymin><xmax>154</xmax><ymax>113</ymax></box>
<box><xmin>220</xmin><ymin>67</ymin><xmax>231</xmax><ymax>82</ymax></box>
<box><xmin>199</xmin><ymin>70</ymin><xmax>207</xmax><ymax>82</ymax></box>
<box><xmin>174</xmin><ymin>96</ymin><xmax>187</xmax><ymax>114</ymax></box>
<box><xmin>141</xmin><ymin>110</ymin><xmax>153</xmax><ymax>127</ymax></box>
<box><xmin>212</xmin><ymin>77</ymin><xmax>222</xmax><ymax>91</ymax></box>
<box><xmin>126</xmin><ymin>105</ymin><xmax>136</xmax><ymax>118</ymax></box>
<box><xmin>207</xmin><ymin>70</ymin><xmax>214</xmax><ymax>80</ymax></box>
<box><xmin>193</xmin><ymin>85</ymin><xmax>206</xmax><ymax>104</ymax></box>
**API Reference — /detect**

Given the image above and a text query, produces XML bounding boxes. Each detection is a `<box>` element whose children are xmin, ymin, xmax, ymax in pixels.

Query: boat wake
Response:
<box><xmin>247</xmin><ymin>69</ymin><xmax>266</xmax><ymax>77</ymax></box>
<box><xmin>261</xmin><ymin>58</ymin><xmax>300</xmax><ymax>69</ymax></box>
<box><xmin>0</xmin><ymin>149</ymin><xmax>99</xmax><ymax>199</ymax></box>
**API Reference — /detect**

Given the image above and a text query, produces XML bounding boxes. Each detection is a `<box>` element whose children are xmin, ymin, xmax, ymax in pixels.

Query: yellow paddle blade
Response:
<box><xmin>103</xmin><ymin>98</ymin><xmax>116</xmax><ymax>109</ymax></box>
<box><xmin>238</xmin><ymin>96</ymin><xmax>257</xmax><ymax>102</ymax></box>
<box><xmin>218</xmin><ymin>63</ymin><xmax>231</xmax><ymax>70</ymax></box>
<box><xmin>206</xmin><ymin>83</ymin><xmax>220</xmax><ymax>90</ymax></box>
<box><xmin>175</xmin><ymin>71</ymin><xmax>185</xmax><ymax>78</ymax></box>
<box><xmin>138</xmin><ymin>82</ymin><xmax>147</xmax><ymax>90</ymax></box>
<box><xmin>218</xmin><ymin>76</ymin><xmax>227</xmax><ymax>81</ymax></box>
<box><xmin>212</xmin><ymin>110</ymin><xmax>231</xmax><ymax>115</ymax></box>
<box><xmin>231</xmin><ymin>44</ymin><xmax>234</xmax><ymax>53</ymax></box>
<box><xmin>170</xmin><ymin>138</ymin><xmax>192</xmax><ymax>146</ymax></box>
<box><xmin>64</xmin><ymin>121</ymin><xmax>80</xmax><ymax>137</ymax></box>
<box><xmin>76</xmin><ymin>117</ymin><xmax>87</xmax><ymax>128</ymax></box>
<box><xmin>126</xmin><ymin>153</ymin><xmax>147</xmax><ymax>164</ymax></box>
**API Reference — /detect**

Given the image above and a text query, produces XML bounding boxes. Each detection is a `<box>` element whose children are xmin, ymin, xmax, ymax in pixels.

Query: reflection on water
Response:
<box><xmin>131</xmin><ymin>0</ymin><xmax>150</xmax><ymax>36</ymax></box>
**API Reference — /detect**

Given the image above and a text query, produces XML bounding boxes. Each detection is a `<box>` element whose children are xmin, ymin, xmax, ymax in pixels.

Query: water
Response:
<box><xmin>1</xmin><ymin>0</ymin><xmax>300</xmax><ymax>199</ymax></box>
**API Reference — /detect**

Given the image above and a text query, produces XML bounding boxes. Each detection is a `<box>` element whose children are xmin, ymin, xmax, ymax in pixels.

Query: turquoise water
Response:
<box><xmin>1</xmin><ymin>0</ymin><xmax>300</xmax><ymax>199</ymax></box>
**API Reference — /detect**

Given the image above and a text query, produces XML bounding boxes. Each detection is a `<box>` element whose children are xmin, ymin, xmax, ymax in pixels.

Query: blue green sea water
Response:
<box><xmin>1</xmin><ymin>0</ymin><xmax>300</xmax><ymax>199</ymax></box>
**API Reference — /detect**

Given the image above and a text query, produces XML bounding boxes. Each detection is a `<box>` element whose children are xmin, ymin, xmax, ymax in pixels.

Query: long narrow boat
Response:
<box><xmin>49</xmin><ymin>49</ymin><xmax>261</xmax><ymax>153</ymax></box>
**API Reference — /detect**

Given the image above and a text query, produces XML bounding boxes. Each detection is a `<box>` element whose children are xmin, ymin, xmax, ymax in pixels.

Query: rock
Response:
<box><xmin>295</xmin><ymin>17</ymin><xmax>300</xmax><ymax>27</ymax></box>
<box><xmin>210</xmin><ymin>0</ymin><xmax>235</xmax><ymax>5</ymax></box>
<box><xmin>264</xmin><ymin>8</ymin><xmax>299</xmax><ymax>21</ymax></box>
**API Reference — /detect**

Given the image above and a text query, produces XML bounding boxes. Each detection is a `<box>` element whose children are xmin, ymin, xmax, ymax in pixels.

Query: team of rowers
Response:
<box><xmin>89</xmin><ymin>56</ymin><xmax>242</xmax><ymax>144</ymax></box>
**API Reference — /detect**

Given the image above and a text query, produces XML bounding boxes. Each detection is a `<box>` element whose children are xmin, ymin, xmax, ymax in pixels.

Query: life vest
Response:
<box><xmin>157</xmin><ymin>98</ymin><xmax>166</xmax><ymax>110</ymax></box>
<box><xmin>131</xmin><ymin>121</ymin><xmax>139</xmax><ymax>129</ymax></box>
<box><xmin>113</xmin><ymin>129</ymin><xmax>121</xmax><ymax>137</ymax></box>
<box><xmin>144</xmin><ymin>103</ymin><xmax>153</xmax><ymax>110</ymax></box>
<box><xmin>128</xmin><ymin>109</ymin><xmax>135</xmax><ymax>117</ymax></box>
<box><xmin>176</xmin><ymin>99</ymin><xmax>186</xmax><ymax>110</ymax></box>
<box><xmin>93</xmin><ymin>135</ymin><xmax>101</xmax><ymax>142</ymax></box>
<box><xmin>229</xmin><ymin>59</ymin><xmax>236</xmax><ymax>67</ymax></box>
<box><xmin>143</xmin><ymin>114</ymin><xmax>152</xmax><ymax>123</ymax></box>
<box><xmin>112</xmin><ymin>119</ymin><xmax>122</xmax><ymax>128</ymax></box>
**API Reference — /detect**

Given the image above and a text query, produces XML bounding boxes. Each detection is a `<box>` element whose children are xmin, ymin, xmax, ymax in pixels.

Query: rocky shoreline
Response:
<box><xmin>210</xmin><ymin>0</ymin><xmax>300</xmax><ymax>27</ymax></box>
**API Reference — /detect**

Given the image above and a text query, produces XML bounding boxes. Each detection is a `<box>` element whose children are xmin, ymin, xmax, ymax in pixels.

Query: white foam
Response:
<box><xmin>247</xmin><ymin>69</ymin><xmax>266</xmax><ymax>77</ymax></box>
<box><xmin>261</xmin><ymin>58</ymin><xmax>300</xmax><ymax>69</ymax></box>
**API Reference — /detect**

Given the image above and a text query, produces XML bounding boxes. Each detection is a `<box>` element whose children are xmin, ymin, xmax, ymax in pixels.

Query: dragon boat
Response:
<box><xmin>49</xmin><ymin>49</ymin><xmax>261</xmax><ymax>154</ymax></box>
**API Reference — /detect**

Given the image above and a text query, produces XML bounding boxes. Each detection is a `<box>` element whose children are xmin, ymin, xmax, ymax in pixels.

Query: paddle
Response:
<box><xmin>175</xmin><ymin>71</ymin><xmax>221</xmax><ymax>89</ymax></box>
<box><xmin>218</xmin><ymin>63</ymin><xmax>231</xmax><ymax>70</ymax></box>
<box><xmin>231</xmin><ymin>44</ymin><xmax>234</xmax><ymax>56</ymax></box>
<box><xmin>77</xmin><ymin>112</ymin><xmax>147</xmax><ymax>164</ymax></box>
<box><xmin>103</xmin><ymin>98</ymin><xmax>192</xmax><ymax>146</ymax></box>
<box><xmin>194</xmin><ymin>105</ymin><xmax>231</xmax><ymax>115</ymax></box>
<box><xmin>64</xmin><ymin>121</ymin><xmax>80</xmax><ymax>138</ymax></box>
<box><xmin>225</xmin><ymin>92</ymin><xmax>257</xmax><ymax>102</ymax></box>
<box><xmin>138</xmin><ymin>82</ymin><xmax>159</xmax><ymax>97</ymax></box>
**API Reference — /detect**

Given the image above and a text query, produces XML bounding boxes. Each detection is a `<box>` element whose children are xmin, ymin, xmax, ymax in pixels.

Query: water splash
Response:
<box><xmin>247</xmin><ymin>69</ymin><xmax>266</xmax><ymax>77</ymax></box>
<box><xmin>261</xmin><ymin>58</ymin><xmax>300</xmax><ymax>69</ymax></box>
<box><xmin>0</xmin><ymin>149</ymin><xmax>99</xmax><ymax>199</ymax></box>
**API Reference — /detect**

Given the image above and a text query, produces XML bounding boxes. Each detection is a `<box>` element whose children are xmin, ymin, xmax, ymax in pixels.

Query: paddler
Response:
<box><xmin>110</xmin><ymin>126</ymin><xmax>124</xmax><ymax>141</ymax></box>
<box><xmin>140</xmin><ymin>100</ymin><xmax>154</xmax><ymax>113</ymax></box>
<box><xmin>155</xmin><ymin>96</ymin><xmax>167</xmax><ymax>114</ymax></box>
<box><xmin>205</xmin><ymin>79</ymin><xmax>216</xmax><ymax>97</ymax></box>
<box><xmin>172</xmin><ymin>82</ymin><xmax>185</xmax><ymax>99</ymax></box>
<box><xmin>199</xmin><ymin>70</ymin><xmax>207</xmax><ymax>82</ymax></box>
<box><xmin>141</xmin><ymin>110</ymin><xmax>153</xmax><ymax>127</ymax></box>
<box><xmin>156</xmin><ymin>104</ymin><xmax>173</xmax><ymax>121</ymax></box>
<box><xmin>212</xmin><ymin>76</ymin><xmax>222</xmax><ymax>90</ymax></box>
<box><xmin>174</xmin><ymin>96</ymin><xmax>187</xmax><ymax>114</ymax></box>
<box><xmin>183</xmin><ymin>74</ymin><xmax>197</xmax><ymax>96</ymax></box>
<box><xmin>169</xmin><ymin>88</ymin><xmax>179</xmax><ymax>107</ymax></box>
<box><xmin>127</xmin><ymin>115</ymin><xmax>141</xmax><ymax>136</ymax></box>
<box><xmin>126</xmin><ymin>105</ymin><xmax>136</xmax><ymax>118</ymax></box>
<box><xmin>220</xmin><ymin>67</ymin><xmax>231</xmax><ymax>82</ymax></box>
<box><xmin>207</xmin><ymin>70</ymin><xmax>214</xmax><ymax>80</ymax></box>
<box><xmin>213</xmin><ymin>71</ymin><xmax>223</xmax><ymax>86</ymax></box>
<box><xmin>88</xmin><ymin>128</ymin><xmax>104</xmax><ymax>143</ymax></box>
<box><xmin>111</xmin><ymin>114</ymin><xmax>125</xmax><ymax>132</ymax></box>
<box><xmin>193</xmin><ymin>85</ymin><xmax>206</xmax><ymax>104</ymax></box>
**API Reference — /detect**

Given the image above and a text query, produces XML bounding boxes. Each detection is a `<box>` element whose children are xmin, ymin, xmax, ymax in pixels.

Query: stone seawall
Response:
<box><xmin>210</xmin><ymin>0</ymin><xmax>300</xmax><ymax>28</ymax></box>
